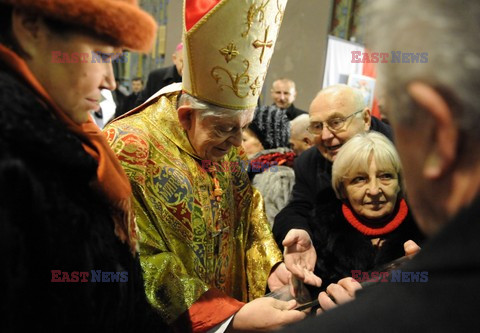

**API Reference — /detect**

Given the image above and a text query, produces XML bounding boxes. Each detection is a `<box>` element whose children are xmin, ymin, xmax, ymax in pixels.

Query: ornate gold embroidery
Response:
<box><xmin>252</xmin><ymin>26</ymin><xmax>273</xmax><ymax>63</ymax></box>
<box><xmin>242</xmin><ymin>0</ymin><xmax>270</xmax><ymax>37</ymax></box>
<box><xmin>219</xmin><ymin>42</ymin><xmax>240</xmax><ymax>63</ymax></box>
<box><xmin>275</xmin><ymin>0</ymin><xmax>285</xmax><ymax>24</ymax></box>
<box><xmin>250</xmin><ymin>77</ymin><xmax>261</xmax><ymax>96</ymax></box>
<box><xmin>211</xmin><ymin>60</ymin><xmax>251</xmax><ymax>98</ymax></box>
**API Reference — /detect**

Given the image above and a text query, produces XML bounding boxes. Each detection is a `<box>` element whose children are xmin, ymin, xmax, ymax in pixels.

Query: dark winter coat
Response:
<box><xmin>283</xmin><ymin>103</ymin><xmax>307</xmax><ymax>120</ymax></box>
<box><xmin>135</xmin><ymin>65</ymin><xmax>182</xmax><ymax>107</ymax></box>
<box><xmin>311</xmin><ymin>199</ymin><xmax>425</xmax><ymax>292</ymax></box>
<box><xmin>0</xmin><ymin>69</ymin><xmax>168</xmax><ymax>331</ymax></box>
<box><xmin>281</xmin><ymin>195</ymin><xmax>480</xmax><ymax>333</ymax></box>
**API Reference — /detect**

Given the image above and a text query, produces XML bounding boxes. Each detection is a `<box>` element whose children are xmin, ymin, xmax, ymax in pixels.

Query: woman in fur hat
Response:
<box><xmin>242</xmin><ymin>105</ymin><xmax>296</xmax><ymax>227</ymax></box>
<box><xmin>0</xmin><ymin>0</ymin><xmax>168</xmax><ymax>330</ymax></box>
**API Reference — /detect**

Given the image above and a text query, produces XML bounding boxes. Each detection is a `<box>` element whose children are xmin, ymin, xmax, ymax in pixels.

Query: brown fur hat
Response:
<box><xmin>2</xmin><ymin>0</ymin><xmax>157</xmax><ymax>52</ymax></box>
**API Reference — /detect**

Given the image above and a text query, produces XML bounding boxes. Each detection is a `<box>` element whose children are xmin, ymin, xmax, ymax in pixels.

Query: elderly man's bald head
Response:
<box><xmin>315</xmin><ymin>84</ymin><xmax>366</xmax><ymax>112</ymax></box>
<box><xmin>308</xmin><ymin>84</ymin><xmax>371</xmax><ymax>161</ymax></box>
<box><xmin>289</xmin><ymin>114</ymin><xmax>314</xmax><ymax>155</ymax></box>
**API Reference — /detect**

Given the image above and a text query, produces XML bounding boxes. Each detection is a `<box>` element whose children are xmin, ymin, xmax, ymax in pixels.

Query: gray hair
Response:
<box><xmin>364</xmin><ymin>0</ymin><xmax>480</xmax><ymax>140</ymax></box>
<box><xmin>290</xmin><ymin>114</ymin><xmax>313</xmax><ymax>140</ymax></box>
<box><xmin>178</xmin><ymin>93</ymin><xmax>250</xmax><ymax>119</ymax></box>
<box><xmin>332</xmin><ymin>132</ymin><xmax>403</xmax><ymax>200</ymax></box>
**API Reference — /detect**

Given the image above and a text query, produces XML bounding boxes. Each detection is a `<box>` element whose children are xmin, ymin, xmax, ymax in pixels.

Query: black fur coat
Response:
<box><xmin>0</xmin><ymin>70</ymin><xmax>168</xmax><ymax>331</ymax></box>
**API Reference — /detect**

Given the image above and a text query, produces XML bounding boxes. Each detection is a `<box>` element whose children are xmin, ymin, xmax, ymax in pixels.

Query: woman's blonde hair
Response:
<box><xmin>332</xmin><ymin>132</ymin><xmax>403</xmax><ymax>200</ymax></box>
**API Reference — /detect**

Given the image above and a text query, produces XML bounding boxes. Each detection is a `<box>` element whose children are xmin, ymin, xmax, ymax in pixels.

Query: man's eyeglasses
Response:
<box><xmin>307</xmin><ymin>109</ymin><xmax>364</xmax><ymax>135</ymax></box>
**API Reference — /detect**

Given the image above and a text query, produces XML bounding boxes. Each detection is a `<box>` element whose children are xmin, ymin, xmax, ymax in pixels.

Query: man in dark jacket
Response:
<box><xmin>115</xmin><ymin>77</ymin><xmax>143</xmax><ymax>117</ymax></box>
<box><xmin>273</xmin><ymin>84</ymin><xmax>392</xmax><ymax>285</ymax></box>
<box><xmin>135</xmin><ymin>43</ymin><xmax>183</xmax><ymax>106</ymax></box>
<box><xmin>282</xmin><ymin>0</ymin><xmax>480</xmax><ymax>331</ymax></box>
<box><xmin>270</xmin><ymin>78</ymin><xmax>307</xmax><ymax>120</ymax></box>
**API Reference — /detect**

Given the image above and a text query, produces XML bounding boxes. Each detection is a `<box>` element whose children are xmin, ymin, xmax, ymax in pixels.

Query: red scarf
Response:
<box><xmin>0</xmin><ymin>44</ymin><xmax>138</xmax><ymax>255</ymax></box>
<box><xmin>252</xmin><ymin>150</ymin><xmax>295</xmax><ymax>169</ymax></box>
<box><xmin>342</xmin><ymin>199</ymin><xmax>408</xmax><ymax>236</ymax></box>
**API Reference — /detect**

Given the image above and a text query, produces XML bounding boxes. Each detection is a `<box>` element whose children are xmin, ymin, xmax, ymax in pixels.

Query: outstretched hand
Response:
<box><xmin>268</xmin><ymin>263</ymin><xmax>291</xmax><ymax>292</ymax></box>
<box><xmin>317</xmin><ymin>277</ymin><xmax>362</xmax><ymax>314</ymax></box>
<box><xmin>228</xmin><ymin>297</ymin><xmax>307</xmax><ymax>332</ymax></box>
<box><xmin>316</xmin><ymin>240</ymin><xmax>422</xmax><ymax>314</ymax></box>
<box><xmin>282</xmin><ymin>229</ymin><xmax>322</xmax><ymax>287</ymax></box>
<box><xmin>404</xmin><ymin>240</ymin><xmax>421</xmax><ymax>256</ymax></box>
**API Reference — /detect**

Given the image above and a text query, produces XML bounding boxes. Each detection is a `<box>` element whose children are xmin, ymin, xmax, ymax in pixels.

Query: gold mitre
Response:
<box><xmin>182</xmin><ymin>0</ymin><xmax>288</xmax><ymax>110</ymax></box>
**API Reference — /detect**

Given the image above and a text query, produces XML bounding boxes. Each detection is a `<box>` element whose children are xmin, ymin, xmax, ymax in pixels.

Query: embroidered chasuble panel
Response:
<box><xmin>104</xmin><ymin>92</ymin><xmax>282</xmax><ymax>323</ymax></box>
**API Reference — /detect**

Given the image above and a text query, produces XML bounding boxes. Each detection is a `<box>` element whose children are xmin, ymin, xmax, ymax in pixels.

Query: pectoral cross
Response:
<box><xmin>211</xmin><ymin>226</ymin><xmax>229</xmax><ymax>238</ymax></box>
<box><xmin>212</xmin><ymin>226</ymin><xmax>229</xmax><ymax>255</ymax></box>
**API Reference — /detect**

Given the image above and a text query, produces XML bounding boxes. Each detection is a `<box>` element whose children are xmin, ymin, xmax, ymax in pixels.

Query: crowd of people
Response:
<box><xmin>1</xmin><ymin>0</ymin><xmax>479</xmax><ymax>332</ymax></box>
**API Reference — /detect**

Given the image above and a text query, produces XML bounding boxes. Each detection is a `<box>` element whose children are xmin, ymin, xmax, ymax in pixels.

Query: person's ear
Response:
<box><xmin>362</xmin><ymin>107</ymin><xmax>372</xmax><ymax>131</ymax></box>
<box><xmin>177</xmin><ymin>105</ymin><xmax>195</xmax><ymax>131</ymax></box>
<box><xmin>303</xmin><ymin>137</ymin><xmax>313</xmax><ymax>146</ymax></box>
<box><xmin>11</xmin><ymin>9</ymin><xmax>43</xmax><ymax>57</ymax></box>
<box><xmin>407</xmin><ymin>81</ymin><xmax>458</xmax><ymax>179</ymax></box>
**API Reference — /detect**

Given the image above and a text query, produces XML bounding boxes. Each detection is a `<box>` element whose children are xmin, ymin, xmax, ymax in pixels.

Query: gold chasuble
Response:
<box><xmin>104</xmin><ymin>87</ymin><xmax>282</xmax><ymax>327</ymax></box>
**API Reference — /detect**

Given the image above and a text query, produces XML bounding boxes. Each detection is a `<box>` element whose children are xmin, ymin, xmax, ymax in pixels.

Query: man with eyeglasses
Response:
<box><xmin>283</xmin><ymin>0</ymin><xmax>480</xmax><ymax>331</ymax></box>
<box><xmin>273</xmin><ymin>84</ymin><xmax>393</xmax><ymax>286</ymax></box>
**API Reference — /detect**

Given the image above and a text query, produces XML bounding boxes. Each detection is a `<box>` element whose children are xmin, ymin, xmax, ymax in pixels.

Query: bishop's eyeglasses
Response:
<box><xmin>307</xmin><ymin>109</ymin><xmax>364</xmax><ymax>135</ymax></box>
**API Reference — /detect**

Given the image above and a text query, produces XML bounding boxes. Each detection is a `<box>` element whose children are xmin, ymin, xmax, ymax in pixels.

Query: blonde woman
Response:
<box><xmin>310</xmin><ymin>132</ymin><xmax>424</xmax><ymax>298</ymax></box>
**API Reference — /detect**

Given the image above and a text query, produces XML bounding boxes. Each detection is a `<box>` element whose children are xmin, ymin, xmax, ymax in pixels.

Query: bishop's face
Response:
<box><xmin>184</xmin><ymin>108</ymin><xmax>255</xmax><ymax>162</ymax></box>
